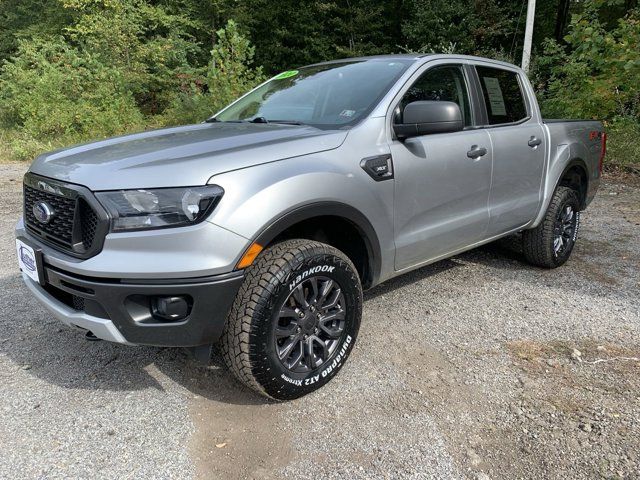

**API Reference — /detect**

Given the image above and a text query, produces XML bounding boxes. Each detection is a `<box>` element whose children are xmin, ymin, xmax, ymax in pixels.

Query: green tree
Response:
<box><xmin>538</xmin><ymin>1</ymin><xmax>640</xmax><ymax>120</ymax></box>
<box><xmin>162</xmin><ymin>19</ymin><xmax>265</xmax><ymax>125</ymax></box>
<box><xmin>230</xmin><ymin>0</ymin><xmax>400</xmax><ymax>73</ymax></box>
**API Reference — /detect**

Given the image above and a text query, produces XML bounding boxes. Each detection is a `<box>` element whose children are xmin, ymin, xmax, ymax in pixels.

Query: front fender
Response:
<box><xmin>206</xmin><ymin>151</ymin><xmax>395</xmax><ymax>285</ymax></box>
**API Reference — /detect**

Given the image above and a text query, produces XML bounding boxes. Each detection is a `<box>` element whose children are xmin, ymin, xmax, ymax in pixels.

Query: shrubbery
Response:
<box><xmin>161</xmin><ymin>20</ymin><xmax>265</xmax><ymax>126</ymax></box>
<box><xmin>0</xmin><ymin>38</ymin><xmax>144</xmax><ymax>158</ymax></box>
<box><xmin>0</xmin><ymin>0</ymin><xmax>264</xmax><ymax>159</ymax></box>
<box><xmin>534</xmin><ymin>2</ymin><xmax>639</xmax><ymax>167</ymax></box>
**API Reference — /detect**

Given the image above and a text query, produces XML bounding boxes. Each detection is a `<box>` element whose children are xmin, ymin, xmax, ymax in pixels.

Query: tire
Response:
<box><xmin>522</xmin><ymin>186</ymin><xmax>581</xmax><ymax>268</ymax></box>
<box><xmin>219</xmin><ymin>239</ymin><xmax>362</xmax><ymax>400</ymax></box>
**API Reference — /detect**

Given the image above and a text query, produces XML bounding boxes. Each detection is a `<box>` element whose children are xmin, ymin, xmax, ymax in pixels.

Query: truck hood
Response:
<box><xmin>29</xmin><ymin>123</ymin><xmax>348</xmax><ymax>190</ymax></box>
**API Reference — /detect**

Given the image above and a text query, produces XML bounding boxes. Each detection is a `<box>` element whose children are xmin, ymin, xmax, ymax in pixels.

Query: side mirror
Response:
<box><xmin>393</xmin><ymin>101</ymin><xmax>463</xmax><ymax>140</ymax></box>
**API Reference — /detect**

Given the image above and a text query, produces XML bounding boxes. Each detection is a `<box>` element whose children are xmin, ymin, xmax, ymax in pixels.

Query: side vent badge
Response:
<box><xmin>360</xmin><ymin>154</ymin><xmax>394</xmax><ymax>182</ymax></box>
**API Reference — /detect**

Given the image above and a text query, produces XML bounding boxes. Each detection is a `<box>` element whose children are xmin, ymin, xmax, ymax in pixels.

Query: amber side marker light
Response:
<box><xmin>236</xmin><ymin>242</ymin><xmax>264</xmax><ymax>269</ymax></box>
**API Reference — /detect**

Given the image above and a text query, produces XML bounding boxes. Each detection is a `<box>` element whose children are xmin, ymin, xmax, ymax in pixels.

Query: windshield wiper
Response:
<box><xmin>206</xmin><ymin>117</ymin><xmax>304</xmax><ymax>126</ymax></box>
<box><xmin>206</xmin><ymin>117</ymin><xmax>268</xmax><ymax>124</ymax></box>
<box><xmin>207</xmin><ymin>118</ymin><xmax>249</xmax><ymax>124</ymax></box>
<box><xmin>268</xmin><ymin>120</ymin><xmax>304</xmax><ymax>126</ymax></box>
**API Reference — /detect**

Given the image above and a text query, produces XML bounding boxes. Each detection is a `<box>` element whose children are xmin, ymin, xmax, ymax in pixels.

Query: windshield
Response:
<box><xmin>214</xmin><ymin>59</ymin><xmax>413</xmax><ymax>129</ymax></box>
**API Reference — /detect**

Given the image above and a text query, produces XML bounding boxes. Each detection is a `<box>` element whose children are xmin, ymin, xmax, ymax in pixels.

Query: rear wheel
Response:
<box><xmin>219</xmin><ymin>239</ymin><xmax>362</xmax><ymax>400</ymax></box>
<box><xmin>523</xmin><ymin>186</ymin><xmax>580</xmax><ymax>268</ymax></box>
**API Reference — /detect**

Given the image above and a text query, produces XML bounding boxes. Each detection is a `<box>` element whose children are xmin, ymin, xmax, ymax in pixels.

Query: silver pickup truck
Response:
<box><xmin>16</xmin><ymin>54</ymin><xmax>605</xmax><ymax>399</ymax></box>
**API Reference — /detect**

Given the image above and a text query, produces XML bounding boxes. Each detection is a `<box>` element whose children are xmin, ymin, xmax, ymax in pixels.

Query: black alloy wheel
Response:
<box><xmin>275</xmin><ymin>276</ymin><xmax>346</xmax><ymax>373</ymax></box>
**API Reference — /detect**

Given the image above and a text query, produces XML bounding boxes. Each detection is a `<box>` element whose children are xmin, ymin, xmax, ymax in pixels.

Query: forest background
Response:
<box><xmin>0</xmin><ymin>0</ymin><xmax>637</xmax><ymax>169</ymax></box>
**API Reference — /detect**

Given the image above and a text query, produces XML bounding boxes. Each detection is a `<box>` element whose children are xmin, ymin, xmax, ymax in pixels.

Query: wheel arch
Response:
<box><xmin>557</xmin><ymin>158</ymin><xmax>589</xmax><ymax>209</ymax></box>
<box><xmin>250</xmin><ymin>202</ymin><xmax>382</xmax><ymax>289</ymax></box>
<box><xmin>530</xmin><ymin>153</ymin><xmax>590</xmax><ymax>229</ymax></box>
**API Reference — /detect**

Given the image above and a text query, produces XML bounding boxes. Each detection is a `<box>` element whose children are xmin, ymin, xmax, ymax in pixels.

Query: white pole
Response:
<box><xmin>521</xmin><ymin>0</ymin><xmax>536</xmax><ymax>73</ymax></box>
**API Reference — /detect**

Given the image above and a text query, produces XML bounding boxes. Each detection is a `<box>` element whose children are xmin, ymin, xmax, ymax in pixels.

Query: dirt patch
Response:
<box><xmin>604</xmin><ymin>166</ymin><xmax>640</xmax><ymax>187</ymax></box>
<box><xmin>187</xmin><ymin>361</ymin><xmax>293</xmax><ymax>480</ymax></box>
<box><xmin>504</xmin><ymin>339</ymin><xmax>640</xmax><ymax>478</ymax></box>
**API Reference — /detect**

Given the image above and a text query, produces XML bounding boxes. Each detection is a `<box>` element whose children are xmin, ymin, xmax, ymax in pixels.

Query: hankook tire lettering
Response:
<box><xmin>289</xmin><ymin>265</ymin><xmax>336</xmax><ymax>291</ymax></box>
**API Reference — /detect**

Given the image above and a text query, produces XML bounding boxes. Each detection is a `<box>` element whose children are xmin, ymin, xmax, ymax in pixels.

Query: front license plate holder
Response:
<box><xmin>16</xmin><ymin>237</ymin><xmax>45</xmax><ymax>284</ymax></box>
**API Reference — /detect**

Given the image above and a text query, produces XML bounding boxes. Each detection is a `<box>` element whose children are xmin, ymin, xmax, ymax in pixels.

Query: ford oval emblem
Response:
<box><xmin>33</xmin><ymin>202</ymin><xmax>54</xmax><ymax>224</ymax></box>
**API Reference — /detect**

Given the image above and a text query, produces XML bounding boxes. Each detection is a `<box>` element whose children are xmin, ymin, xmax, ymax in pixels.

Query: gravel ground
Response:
<box><xmin>0</xmin><ymin>162</ymin><xmax>638</xmax><ymax>479</ymax></box>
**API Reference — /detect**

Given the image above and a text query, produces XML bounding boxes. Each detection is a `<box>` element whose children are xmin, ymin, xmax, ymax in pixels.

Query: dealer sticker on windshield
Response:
<box><xmin>16</xmin><ymin>239</ymin><xmax>40</xmax><ymax>284</ymax></box>
<box><xmin>274</xmin><ymin>70</ymin><xmax>299</xmax><ymax>80</ymax></box>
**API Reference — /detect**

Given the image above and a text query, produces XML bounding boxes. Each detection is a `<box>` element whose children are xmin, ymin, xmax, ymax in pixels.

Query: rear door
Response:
<box><xmin>472</xmin><ymin>64</ymin><xmax>546</xmax><ymax>236</ymax></box>
<box><xmin>390</xmin><ymin>62</ymin><xmax>493</xmax><ymax>270</ymax></box>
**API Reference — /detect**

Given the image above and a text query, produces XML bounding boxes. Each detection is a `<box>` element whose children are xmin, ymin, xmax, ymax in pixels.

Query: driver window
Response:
<box><xmin>398</xmin><ymin>65</ymin><xmax>472</xmax><ymax>127</ymax></box>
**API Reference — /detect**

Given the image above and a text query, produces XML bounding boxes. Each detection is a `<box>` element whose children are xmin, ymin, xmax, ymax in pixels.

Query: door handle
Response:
<box><xmin>528</xmin><ymin>136</ymin><xmax>542</xmax><ymax>147</ymax></box>
<box><xmin>467</xmin><ymin>145</ymin><xmax>487</xmax><ymax>159</ymax></box>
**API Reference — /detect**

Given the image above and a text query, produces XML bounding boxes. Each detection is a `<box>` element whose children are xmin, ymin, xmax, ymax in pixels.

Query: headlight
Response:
<box><xmin>96</xmin><ymin>185</ymin><xmax>224</xmax><ymax>232</ymax></box>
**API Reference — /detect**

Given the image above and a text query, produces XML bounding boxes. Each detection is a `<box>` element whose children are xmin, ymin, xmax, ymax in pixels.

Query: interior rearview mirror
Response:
<box><xmin>393</xmin><ymin>101</ymin><xmax>464</xmax><ymax>140</ymax></box>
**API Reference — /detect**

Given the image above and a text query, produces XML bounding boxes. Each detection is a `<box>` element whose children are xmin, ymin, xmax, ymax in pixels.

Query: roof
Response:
<box><xmin>305</xmin><ymin>54</ymin><xmax>431</xmax><ymax>67</ymax></box>
<box><xmin>304</xmin><ymin>53</ymin><xmax>521</xmax><ymax>72</ymax></box>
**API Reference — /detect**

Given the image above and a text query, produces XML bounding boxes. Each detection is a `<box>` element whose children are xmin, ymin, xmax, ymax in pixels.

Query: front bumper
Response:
<box><xmin>22</xmin><ymin>265</ymin><xmax>244</xmax><ymax>346</ymax></box>
<box><xmin>16</xmin><ymin>211</ymin><xmax>248</xmax><ymax>346</ymax></box>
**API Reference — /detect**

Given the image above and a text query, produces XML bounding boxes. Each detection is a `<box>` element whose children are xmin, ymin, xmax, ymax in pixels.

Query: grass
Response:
<box><xmin>605</xmin><ymin>119</ymin><xmax>640</xmax><ymax>173</ymax></box>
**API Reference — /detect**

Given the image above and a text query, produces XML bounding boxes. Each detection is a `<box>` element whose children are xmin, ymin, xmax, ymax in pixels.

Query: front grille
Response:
<box><xmin>24</xmin><ymin>184</ymin><xmax>76</xmax><ymax>248</ymax></box>
<box><xmin>23</xmin><ymin>173</ymin><xmax>109</xmax><ymax>258</ymax></box>
<box><xmin>72</xmin><ymin>295</ymin><xmax>86</xmax><ymax>311</ymax></box>
<box><xmin>79</xmin><ymin>199</ymin><xmax>99</xmax><ymax>249</ymax></box>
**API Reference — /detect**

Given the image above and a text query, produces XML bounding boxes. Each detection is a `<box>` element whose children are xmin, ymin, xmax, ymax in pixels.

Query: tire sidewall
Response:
<box><xmin>250</xmin><ymin>249</ymin><xmax>362</xmax><ymax>400</ymax></box>
<box><xmin>551</xmin><ymin>189</ymin><xmax>581</xmax><ymax>266</ymax></box>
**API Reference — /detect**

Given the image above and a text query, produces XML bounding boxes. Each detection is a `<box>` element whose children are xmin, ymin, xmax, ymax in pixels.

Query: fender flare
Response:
<box><xmin>554</xmin><ymin>158</ymin><xmax>589</xmax><ymax>209</ymax></box>
<box><xmin>251</xmin><ymin>202</ymin><xmax>382</xmax><ymax>288</ymax></box>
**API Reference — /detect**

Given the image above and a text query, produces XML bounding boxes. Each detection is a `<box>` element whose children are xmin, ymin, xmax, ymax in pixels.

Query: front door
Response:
<box><xmin>390</xmin><ymin>64</ymin><xmax>493</xmax><ymax>271</ymax></box>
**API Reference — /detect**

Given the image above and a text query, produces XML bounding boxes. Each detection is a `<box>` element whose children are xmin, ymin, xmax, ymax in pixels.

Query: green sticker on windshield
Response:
<box><xmin>274</xmin><ymin>70</ymin><xmax>299</xmax><ymax>80</ymax></box>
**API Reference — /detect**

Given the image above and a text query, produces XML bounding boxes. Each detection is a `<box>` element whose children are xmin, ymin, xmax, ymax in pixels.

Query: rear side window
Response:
<box><xmin>475</xmin><ymin>66</ymin><xmax>527</xmax><ymax>125</ymax></box>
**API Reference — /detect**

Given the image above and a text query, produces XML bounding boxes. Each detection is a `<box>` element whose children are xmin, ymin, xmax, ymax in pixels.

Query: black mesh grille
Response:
<box><xmin>79</xmin><ymin>199</ymin><xmax>99</xmax><ymax>249</ymax></box>
<box><xmin>23</xmin><ymin>175</ymin><xmax>106</xmax><ymax>258</ymax></box>
<box><xmin>72</xmin><ymin>295</ymin><xmax>86</xmax><ymax>311</ymax></box>
<box><xmin>24</xmin><ymin>184</ymin><xmax>76</xmax><ymax>248</ymax></box>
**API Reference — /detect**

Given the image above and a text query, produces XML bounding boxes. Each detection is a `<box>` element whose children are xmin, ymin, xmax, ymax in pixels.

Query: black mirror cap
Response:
<box><xmin>394</xmin><ymin>101</ymin><xmax>464</xmax><ymax>140</ymax></box>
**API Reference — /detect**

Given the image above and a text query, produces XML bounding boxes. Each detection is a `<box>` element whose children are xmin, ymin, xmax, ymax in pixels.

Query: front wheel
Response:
<box><xmin>523</xmin><ymin>186</ymin><xmax>581</xmax><ymax>268</ymax></box>
<box><xmin>219</xmin><ymin>239</ymin><xmax>362</xmax><ymax>400</ymax></box>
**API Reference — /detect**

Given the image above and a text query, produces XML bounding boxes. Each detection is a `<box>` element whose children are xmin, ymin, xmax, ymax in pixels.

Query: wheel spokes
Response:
<box><xmin>308</xmin><ymin>277</ymin><xmax>319</xmax><ymax>304</ymax></box>
<box><xmin>311</xmin><ymin>335</ymin><xmax>329</xmax><ymax>362</ymax></box>
<box><xmin>279</xmin><ymin>306</ymin><xmax>299</xmax><ymax>319</ymax></box>
<box><xmin>275</xmin><ymin>274</ymin><xmax>347</xmax><ymax>373</ymax></box>
<box><xmin>319</xmin><ymin>322</ymin><xmax>344</xmax><ymax>339</ymax></box>
<box><xmin>278</xmin><ymin>334</ymin><xmax>302</xmax><ymax>360</ymax></box>
<box><xmin>287</xmin><ymin>341</ymin><xmax>305</xmax><ymax>370</ymax></box>
<box><xmin>304</xmin><ymin>337</ymin><xmax>316</xmax><ymax>369</ymax></box>
<box><xmin>553</xmin><ymin>204</ymin><xmax>577</xmax><ymax>256</ymax></box>
<box><xmin>317</xmin><ymin>279</ymin><xmax>334</xmax><ymax>306</ymax></box>
<box><xmin>322</xmin><ymin>287</ymin><xmax>342</xmax><ymax>310</ymax></box>
<box><xmin>553</xmin><ymin>236</ymin><xmax>563</xmax><ymax>253</ymax></box>
<box><xmin>275</xmin><ymin>322</ymin><xmax>298</xmax><ymax>338</ymax></box>
<box><xmin>292</xmin><ymin>284</ymin><xmax>309</xmax><ymax>309</ymax></box>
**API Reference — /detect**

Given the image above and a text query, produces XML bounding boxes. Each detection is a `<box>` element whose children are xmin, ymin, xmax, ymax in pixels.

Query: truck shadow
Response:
<box><xmin>364</xmin><ymin>234</ymin><xmax>529</xmax><ymax>300</ymax></box>
<box><xmin>0</xmin><ymin>272</ymin><xmax>266</xmax><ymax>406</ymax></box>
